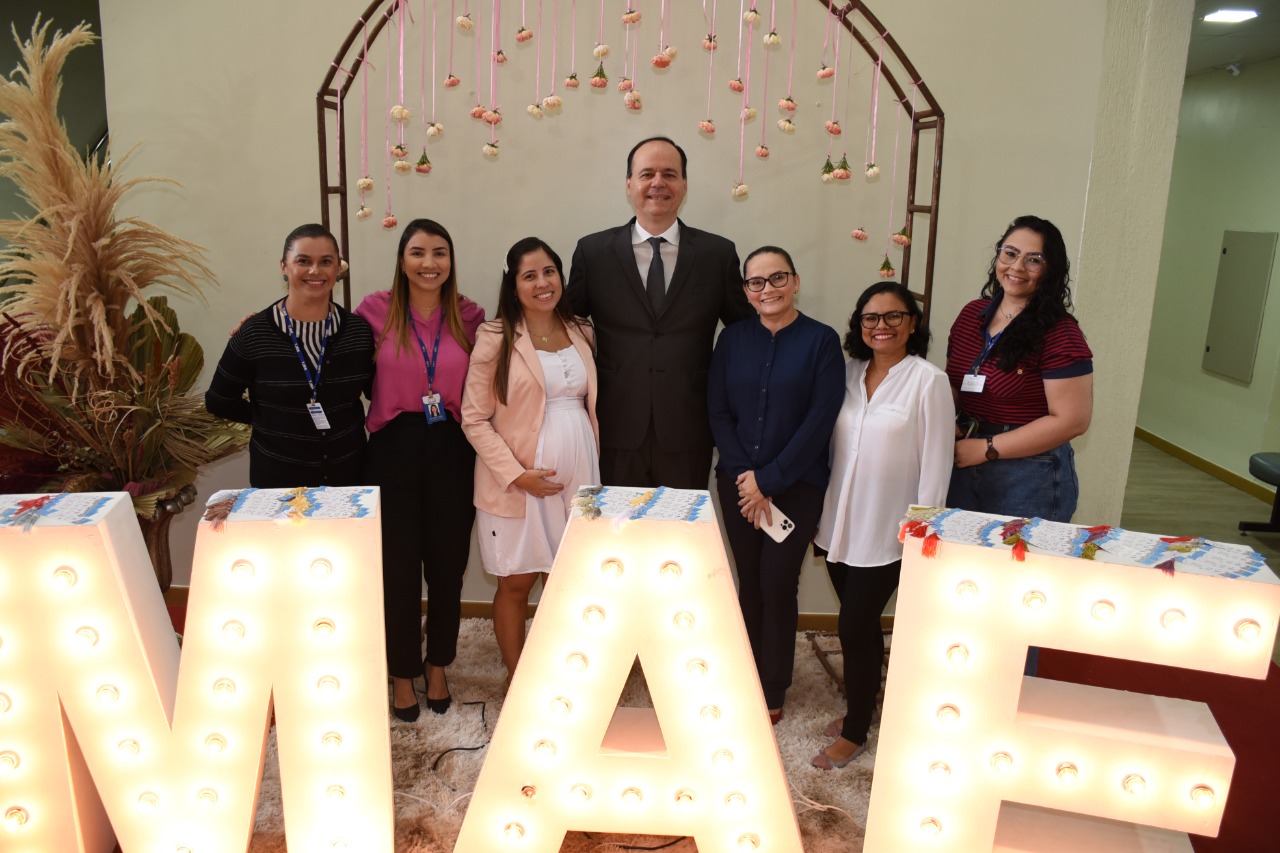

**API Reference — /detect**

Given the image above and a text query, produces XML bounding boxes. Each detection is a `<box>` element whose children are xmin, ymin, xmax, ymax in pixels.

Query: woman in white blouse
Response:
<box><xmin>811</xmin><ymin>282</ymin><xmax>954</xmax><ymax>769</ymax></box>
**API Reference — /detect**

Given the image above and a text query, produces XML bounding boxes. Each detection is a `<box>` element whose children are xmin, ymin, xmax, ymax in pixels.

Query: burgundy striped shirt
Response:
<box><xmin>945</xmin><ymin>298</ymin><xmax>1092</xmax><ymax>426</ymax></box>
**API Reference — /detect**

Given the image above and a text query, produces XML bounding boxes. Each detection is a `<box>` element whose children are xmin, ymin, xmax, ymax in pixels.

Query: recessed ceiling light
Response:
<box><xmin>1204</xmin><ymin>9</ymin><xmax>1259</xmax><ymax>23</ymax></box>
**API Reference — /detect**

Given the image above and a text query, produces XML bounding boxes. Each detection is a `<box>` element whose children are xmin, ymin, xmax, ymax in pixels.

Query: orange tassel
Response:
<box><xmin>1011</xmin><ymin>538</ymin><xmax>1028</xmax><ymax>562</ymax></box>
<box><xmin>921</xmin><ymin>532</ymin><xmax>940</xmax><ymax>558</ymax></box>
<box><xmin>899</xmin><ymin>520</ymin><xmax>926</xmax><ymax>543</ymax></box>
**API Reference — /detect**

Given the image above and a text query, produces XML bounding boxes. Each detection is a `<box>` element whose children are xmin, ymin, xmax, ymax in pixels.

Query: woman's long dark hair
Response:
<box><xmin>491</xmin><ymin>237</ymin><xmax>590</xmax><ymax>405</ymax></box>
<box><xmin>981</xmin><ymin>215</ymin><xmax>1080</xmax><ymax>371</ymax></box>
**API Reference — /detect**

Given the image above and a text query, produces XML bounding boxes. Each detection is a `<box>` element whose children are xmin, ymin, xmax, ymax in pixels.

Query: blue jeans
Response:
<box><xmin>946</xmin><ymin>441</ymin><xmax>1079</xmax><ymax>523</ymax></box>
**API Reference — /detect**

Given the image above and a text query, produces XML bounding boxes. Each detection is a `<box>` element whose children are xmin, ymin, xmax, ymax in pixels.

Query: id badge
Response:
<box><xmin>423</xmin><ymin>393</ymin><xmax>447</xmax><ymax>424</ymax></box>
<box><xmin>961</xmin><ymin>373</ymin><xmax>986</xmax><ymax>393</ymax></box>
<box><xmin>306</xmin><ymin>401</ymin><xmax>332</xmax><ymax>430</ymax></box>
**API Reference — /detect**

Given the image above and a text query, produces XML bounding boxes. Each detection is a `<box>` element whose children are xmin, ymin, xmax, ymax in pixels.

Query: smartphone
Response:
<box><xmin>759</xmin><ymin>502</ymin><xmax>795</xmax><ymax>543</ymax></box>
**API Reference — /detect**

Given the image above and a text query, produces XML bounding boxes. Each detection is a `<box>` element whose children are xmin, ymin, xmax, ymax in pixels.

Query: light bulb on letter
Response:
<box><xmin>566</xmin><ymin>652</ymin><xmax>588</xmax><ymax>672</ymax></box>
<box><xmin>312</xmin><ymin>617</ymin><xmax>336</xmax><ymax>637</ymax></box>
<box><xmin>1123</xmin><ymin>774</ymin><xmax>1146</xmax><ymax>795</ymax></box>
<box><xmin>1161</xmin><ymin>608</ymin><xmax>1186</xmax><ymax>629</ymax></box>
<box><xmin>600</xmin><ymin>558</ymin><xmax>624</xmax><ymax>578</ymax></box>
<box><xmin>321</xmin><ymin>731</ymin><xmax>343</xmax><ymax>749</ymax></box>
<box><xmin>503</xmin><ymin>822</ymin><xmax>526</xmax><ymax>839</ymax></box>
<box><xmin>920</xmin><ymin>818</ymin><xmax>942</xmax><ymax>836</ymax></box>
<box><xmin>955</xmin><ymin>579</ymin><xmax>978</xmax><ymax>599</ymax></box>
<box><xmin>737</xmin><ymin>833</ymin><xmax>761</xmax><ymax>849</ymax></box>
<box><xmin>0</xmin><ymin>693</ymin><xmax>10</xmax><ymax>714</ymax></box>
<box><xmin>582</xmin><ymin>605</ymin><xmax>605</xmax><ymax>626</ymax></box>
<box><xmin>96</xmin><ymin>684</ymin><xmax>120</xmax><ymax>705</ymax></box>
<box><xmin>621</xmin><ymin>787</ymin><xmax>643</xmax><ymax>804</ymax></box>
<box><xmin>1091</xmin><ymin>599</ymin><xmax>1115</xmax><ymax>621</ymax></box>
<box><xmin>204</xmin><ymin>733</ymin><xmax>227</xmax><ymax>754</ymax></box>
<box><xmin>712</xmin><ymin>749</ymin><xmax>734</xmax><ymax>767</ymax></box>
<box><xmin>230</xmin><ymin>559</ymin><xmax>254</xmax><ymax>580</ymax></box>
<box><xmin>212</xmin><ymin>678</ymin><xmax>236</xmax><ymax>698</ymax></box>
<box><xmin>221</xmin><ymin>620</ymin><xmax>245</xmax><ymax>642</ymax></box>
<box><xmin>659</xmin><ymin>561</ymin><xmax>682</xmax><ymax>580</ymax></box>
<box><xmin>990</xmin><ymin>752</ymin><xmax>1013</xmax><ymax>773</ymax></box>
<box><xmin>309</xmin><ymin>558</ymin><xmax>333</xmax><ymax>579</ymax></box>
<box><xmin>534</xmin><ymin>739</ymin><xmax>557</xmax><ymax>760</ymax></box>
<box><xmin>935</xmin><ymin>704</ymin><xmax>960</xmax><ymax>724</ymax></box>
<box><xmin>316</xmin><ymin>675</ymin><xmax>340</xmax><ymax>695</ymax></box>
<box><xmin>725</xmin><ymin>792</ymin><xmax>747</xmax><ymax>809</ymax></box>
<box><xmin>1235</xmin><ymin>619</ymin><xmax>1261</xmax><ymax>641</ymax></box>
<box><xmin>675</xmin><ymin>788</ymin><xmax>696</xmax><ymax>804</ymax></box>
<box><xmin>1190</xmin><ymin>784</ymin><xmax>1215</xmax><ymax>808</ymax></box>
<box><xmin>550</xmin><ymin>697</ymin><xmax>572</xmax><ymax>717</ymax></box>
<box><xmin>0</xmin><ymin>751</ymin><xmax>18</xmax><ymax>773</ymax></box>
<box><xmin>686</xmin><ymin>658</ymin><xmax>708</xmax><ymax>676</ymax></box>
<box><xmin>197</xmin><ymin>788</ymin><xmax>218</xmax><ymax>807</ymax></box>
<box><xmin>1022</xmin><ymin>590</ymin><xmax>1046</xmax><ymax>609</ymax></box>
<box><xmin>52</xmin><ymin>565</ymin><xmax>78</xmax><ymax>589</ymax></box>
<box><xmin>700</xmin><ymin>704</ymin><xmax>721</xmax><ymax>721</ymax></box>
<box><xmin>3</xmin><ymin>807</ymin><xmax>28</xmax><ymax>831</ymax></box>
<box><xmin>945</xmin><ymin>643</ymin><xmax>969</xmax><ymax>666</ymax></box>
<box><xmin>673</xmin><ymin>610</ymin><xmax>695</xmax><ymax>630</ymax></box>
<box><xmin>928</xmin><ymin>761</ymin><xmax>951</xmax><ymax>779</ymax></box>
<box><xmin>1056</xmin><ymin>762</ymin><xmax>1079</xmax><ymax>783</ymax></box>
<box><xmin>75</xmin><ymin>626</ymin><xmax>99</xmax><ymax>648</ymax></box>
<box><xmin>137</xmin><ymin>791</ymin><xmax>160</xmax><ymax>814</ymax></box>
<box><xmin>327</xmin><ymin>785</ymin><xmax>346</xmax><ymax>800</ymax></box>
<box><xmin>570</xmin><ymin>784</ymin><xmax>592</xmax><ymax>802</ymax></box>
<box><xmin>117</xmin><ymin>739</ymin><xmax>140</xmax><ymax>758</ymax></box>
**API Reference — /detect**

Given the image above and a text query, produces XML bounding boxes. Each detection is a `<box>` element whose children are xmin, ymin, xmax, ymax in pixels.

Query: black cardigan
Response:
<box><xmin>205</xmin><ymin>304</ymin><xmax>375</xmax><ymax>488</ymax></box>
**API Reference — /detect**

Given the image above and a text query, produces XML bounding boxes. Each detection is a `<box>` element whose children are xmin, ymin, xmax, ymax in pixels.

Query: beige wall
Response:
<box><xmin>1139</xmin><ymin>54</ymin><xmax>1280</xmax><ymax>487</ymax></box>
<box><xmin>97</xmin><ymin>0</ymin><xmax>1190</xmax><ymax>610</ymax></box>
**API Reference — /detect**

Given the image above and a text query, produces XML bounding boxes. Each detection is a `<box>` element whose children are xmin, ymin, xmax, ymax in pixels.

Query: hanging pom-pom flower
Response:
<box><xmin>652</xmin><ymin>52</ymin><xmax>671</xmax><ymax>68</ymax></box>
<box><xmin>622</xmin><ymin>9</ymin><xmax>642</xmax><ymax>24</ymax></box>
<box><xmin>590</xmin><ymin>63</ymin><xmax>609</xmax><ymax>87</ymax></box>
<box><xmin>763</xmin><ymin>30</ymin><xmax>781</xmax><ymax>47</ymax></box>
<box><xmin>593</xmin><ymin>43</ymin><xmax>610</xmax><ymax>58</ymax></box>
<box><xmin>483</xmin><ymin>108</ymin><xmax>503</xmax><ymax>126</ymax></box>
<box><xmin>390</xmin><ymin>104</ymin><xmax>411</xmax><ymax>122</ymax></box>
<box><xmin>777</xmin><ymin>118</ymin><xmax>796</xmax><ymax>133</ymax></box>
<box><xmin>618</xmin><ymin>77</ymin><xmax>634</xmax><ymax>92</ymax></box>
<box><xmin>394</xmin><ymin>158</ymin><xmax>412</xmax><ymax>174</ymax></box>
<box><xmin>732</xmin><ymin>182</ymin><xmax>749</xmax><ymax>199</ymax></box>
<box><xmin>494</xmin><ymin>50</ymin><xmax>509</xmax><ymax>64</ymax></box>
<box><xmin>565</xmin><ymin>72</ymin><xmax>581</xmax><ymax>88</ymax></box>
<box><xmin>879</xmin><ymin>255</ymin><xmax>896</xmax><ymax>278</ymax></box>
<box><xmin>444</xmin><ymin>74</ymin><xmax>461</xmax><ymax>88</ymax></box>
<box><xmin>851</xmin><ymin>227</ymin><xmax>869</xmax><ymax>242</ymax></box>
<box><xmin>470</xmin><ymin>105</ymin><xmax>487</xmax><ymax>119</ymax></box>
<box><xmin>892</xmin><ymin>227</ymin><xmax>912</xmax><ymax>247</ymax></box>
<box><xmin>741</xmin><ymin>106</ymin><xmax>757</xmax><ymax>121</ymax></box>
<box><xmin>426</xmin><ymin>122</ymin><xmax>443</xmax><ymax>138</ymax></box>
<box><xmin>755</xmin><ymin>145</ymin><xmax>770</xmax><ymax>159</ymax></box>
<box><xmin>865</xmin><ymin>163</ymin><xmax>881</xmax><ymax>178</ymax></box>
<box><xmin>832</xmin><ymin>156</ymin><xmax>852</xmax><ymax>180</ymax></box>
<box><xmin>391</xmin><ymin>143</ymin><xmax>409</xmax><ymax>158</ymax></box>
<box><xmin>699</xmin><ymin>119</ymin><xmax>716</xmax><ymax>134</ymax></box>
<box><xmin>527</xmin><ymin>103</ymin><xmax>544</xmax><ymax>118</ymax></box>
<box><xmin>415</xmin><ymin>151</ymin><xmax>432</xmax><ymax>174</ymax></box>
<box><xmin>623</xmin><ymin>90</ymin><xmax>642</xmax><ymax>110</ymax></box>
<box><xmin>817</xmin><ymin>64</ymin><xmax>835</xmax><ymax>80</ymax></box>
<box><xmin>456</xmin><ymin>13</ymin><xmax>474</xmax><ymax>30</ymax></box>
<box><xmin>663</xmin><ymin>45</ymin><xmax>678</xmax><ymax>60</ymax></box>
<box><xmin>702</xmin><ymin>34</ymin><xmax>718</xmax><ymax>51</ymax></box>
<box><xmin>356</xmin><ymin>176</ymin><xmax>375</xmax><ymax>192</ymax></box>
<box><xmin>515</xmin><ymin>27</ymin><xmax>534</xmax><ymax>43</ymax></box>
<box><xmin>820</xmin><ymin>156</ymin><xmax>836</xmax><ymax>183</ymax></box>
<box><xmin>542</xmin><ymin>94</ymin><xmax>563</xmax><ymax>110</ymax></box>
<box><xmin>482</xmin><ymin>141</ymin><xmax>500</xmax><ymax>158</ymax></box>
<box><xmin>382</xmin><ymin>214</ymin><xmax>399</xmax><ymax>229</ymax></box>
<box><xmin>356</xmin><ymin>205</ymin><xmax>373</xmax><ymax>220</ymax></box>
<box><xmin>743</xmin><ymin>7</ymin><xmax>762</xmax><ymax>26</ymax></box>
<box><xmin>778</xmin><ymin>96</ymin><xmax>797</xmax><ymax>113</ymax></box>
<box><xmin>728</xmin><ymin>77</ymin><xmax>745</xmax><ymax>93</ymax></box>
<box><xmin>824</xmin><ymin>120</ymin><xmax>842</xmax><ymax>136</ymax></box>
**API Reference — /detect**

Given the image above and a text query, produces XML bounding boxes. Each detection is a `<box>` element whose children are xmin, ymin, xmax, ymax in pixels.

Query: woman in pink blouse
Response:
<box><xmin>356</xmin><ymin>219</ymin><xmax>485</xmax><ymax>722</ymax></box>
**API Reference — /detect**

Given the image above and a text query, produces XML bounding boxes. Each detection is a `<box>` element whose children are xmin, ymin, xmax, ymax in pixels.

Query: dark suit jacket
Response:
<box><xmin>567</xmin><ymin>218</ymin><xmax>751</xmax><ymax>452</ymax></box>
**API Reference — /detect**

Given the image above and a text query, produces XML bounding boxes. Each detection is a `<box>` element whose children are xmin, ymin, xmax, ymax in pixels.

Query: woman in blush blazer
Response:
<box><xmin>462</xmin><ymin>237</ymin><xmax>599</xmax><ymax>686</ymax></box>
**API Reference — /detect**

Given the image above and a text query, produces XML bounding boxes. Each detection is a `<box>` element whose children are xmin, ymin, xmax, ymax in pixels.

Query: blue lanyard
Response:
<box><xmin>411</xmin><ymin>310</ymin><xmax>444</xmax><ymax>393</ymax></box>
<box><xmin>971</xmin><ymin>329</ymin><xmax>1002</xmax><ymax>375</ymax></box>
<box><xmin>280</xmin><ymin>299</ymin><xmax>332</xmax><ymax>402</ymax></box>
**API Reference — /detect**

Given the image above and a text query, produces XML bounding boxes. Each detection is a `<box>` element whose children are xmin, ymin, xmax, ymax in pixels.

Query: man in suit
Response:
<box><xmin>567</xmin><ymin>136</ymin><xmax>752</xmax><ymax>489</ymax></box>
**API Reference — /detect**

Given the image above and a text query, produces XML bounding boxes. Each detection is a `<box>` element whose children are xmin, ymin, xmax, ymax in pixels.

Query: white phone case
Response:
<box><xmin>760</xmin><ymin>502</ymin><xmax>795</xmax><ymax>543</ymax></box>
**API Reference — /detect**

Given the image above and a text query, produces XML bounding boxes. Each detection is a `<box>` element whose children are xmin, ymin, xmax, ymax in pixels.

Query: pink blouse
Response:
<box><xmin>356</xmin><ymin>290</ymin><xmax>485</xmax><ymax>433</ymax></box>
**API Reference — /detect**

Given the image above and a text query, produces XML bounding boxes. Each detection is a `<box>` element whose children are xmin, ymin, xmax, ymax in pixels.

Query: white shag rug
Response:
<box><xmin>248</xmin><ymin>620</ymin><xmax>875</xmax><ymax>852</ymax></box>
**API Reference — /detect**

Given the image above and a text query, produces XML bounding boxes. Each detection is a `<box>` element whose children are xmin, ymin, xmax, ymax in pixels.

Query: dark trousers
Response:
<box><xmin>600</xmin><ymin>419</ymin><xmax>713</xmax><ymax>490</ymax></box>
<box><xmin>825</xmin><ymin>558</ymin><xmax>900</xmax><ymax>745</ymax></box>
<box><xmin>366</xmin><ymin>413</ymin><xmax>476</xmax><ymax>679</ymax></box>
<box><xmin>717</xmin><ymin>474</ymin><xmax>824</xmax><ymax>709</ymax></box>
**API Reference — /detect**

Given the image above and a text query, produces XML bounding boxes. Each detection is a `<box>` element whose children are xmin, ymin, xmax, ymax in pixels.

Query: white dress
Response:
<box><xmin>476</xmin><ymin>347</ymin><xmax>600</xmax><ymax>576</ymax></box>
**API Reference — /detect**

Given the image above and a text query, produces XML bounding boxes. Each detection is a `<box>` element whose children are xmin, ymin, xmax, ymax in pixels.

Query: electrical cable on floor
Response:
<box><xmin>790</xmin><ymin>778</ymin><xmax>863</xmax><ymax>830</ymax></box>
<box><xmin>424</xmin><ymin>700</ymin><xmax>491</xmax><ymax>793</ymax></box>
<box><xmin>583</xmin><ymin>832</ymin><xmax>687</xmax><ymax>851</ymax></box>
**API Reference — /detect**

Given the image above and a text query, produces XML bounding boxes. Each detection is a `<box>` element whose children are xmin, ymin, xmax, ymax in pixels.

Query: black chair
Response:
<box><xmin>1239</xmin><ymin>453</ymin><xmax>1280</xmax><ymax>534</ymax></box>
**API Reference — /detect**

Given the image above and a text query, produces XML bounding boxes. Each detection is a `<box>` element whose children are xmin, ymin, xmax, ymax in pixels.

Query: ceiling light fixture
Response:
<box><xmin>1204</xmin><ymin>9</ymin><xmax>1259</xmax><ymax>23</ymax></box>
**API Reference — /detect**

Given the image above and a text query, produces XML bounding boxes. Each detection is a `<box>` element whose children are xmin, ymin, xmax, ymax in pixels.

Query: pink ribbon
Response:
<box><xmin>704</xmin><ymin>0</ymin><xmax>717</xmax><ymax>118</ymax></box>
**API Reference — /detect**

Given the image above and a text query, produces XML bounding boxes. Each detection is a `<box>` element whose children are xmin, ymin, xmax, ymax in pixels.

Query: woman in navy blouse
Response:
<box><xmin>708</xmin><ymin>245</ymin><xmax>844</xmax><ymax>724</ymax></box>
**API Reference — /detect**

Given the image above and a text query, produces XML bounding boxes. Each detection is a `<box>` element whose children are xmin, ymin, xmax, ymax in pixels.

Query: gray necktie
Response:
<box><xmin>646</xmin><ymin>236</ymin><xmax>666</xmax><ymax>315</ymax></box>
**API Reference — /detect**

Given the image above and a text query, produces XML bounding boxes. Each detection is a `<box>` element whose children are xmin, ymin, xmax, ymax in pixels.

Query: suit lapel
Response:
<box><xmin>513</xmin><ymin>319</ymin><xmax>546</xmax><ymax>393</ymax></box>
<box><xmin>610</xmin><ymin>220</ymin><xmax>652</xmax><ymax>316</ymax></box>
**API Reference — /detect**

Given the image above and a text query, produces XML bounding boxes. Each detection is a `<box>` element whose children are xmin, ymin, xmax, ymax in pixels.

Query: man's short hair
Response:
<box><xmin>625</xmin><ymin>136</ymin><xmax>688</xmax><ymax>178</ymax></box>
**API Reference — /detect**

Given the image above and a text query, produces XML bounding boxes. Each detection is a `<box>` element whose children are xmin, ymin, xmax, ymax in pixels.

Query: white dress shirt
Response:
<box><xmin>815</xmin><ymin>354</ymin><xmax>955</xmax><ymax>567</ymax></box>
<box><xmin>632</xmin><ymin>220</ymin><xmax>680</xmax><ymax>293</ymax></box>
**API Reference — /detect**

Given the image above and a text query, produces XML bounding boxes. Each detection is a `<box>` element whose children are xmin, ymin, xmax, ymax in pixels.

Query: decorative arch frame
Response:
<box><xmin>316</xmin><ymin>1</ymin><xmax>944</xmax><ymax>324</ymax></box>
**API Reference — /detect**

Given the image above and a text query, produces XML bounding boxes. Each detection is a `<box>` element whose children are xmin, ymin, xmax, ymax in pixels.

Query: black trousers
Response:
<box><xmin>717</xmin><ymin>474</ymin><xmax>824</xmax><ymax>709</ymax></box>
<box><xmin>825</xmin><ymin>558</ymin><xmax>901</xmax><ymax>745</ymax></box>
<box><xmin>600</xmin><ymin>418</ymin><xmax>713</xmax><ymax>490</ymax></box>
<box><xmin>366</xmin><ymin>412</ymin><xmax>476</xmax><ymax>679</ymax></box>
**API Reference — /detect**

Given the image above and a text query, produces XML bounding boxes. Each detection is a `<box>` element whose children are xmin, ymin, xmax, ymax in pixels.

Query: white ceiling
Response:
<box><xmin>1186</xmin><ymin>0</ymin><xmax>1280</xmax><ymax>75</ymax></box>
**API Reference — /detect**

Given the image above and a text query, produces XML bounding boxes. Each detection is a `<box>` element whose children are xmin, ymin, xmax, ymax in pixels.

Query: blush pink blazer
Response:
<box><xmin>461</xmin><ymin>317</ymin><xmax>599</xmax><ymax>517</ymax></box>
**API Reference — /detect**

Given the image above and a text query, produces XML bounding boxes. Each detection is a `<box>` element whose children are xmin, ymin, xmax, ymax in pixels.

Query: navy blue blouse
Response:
<box><xmin>708</xmin><ymin>312</ymin><xmax>845</xmax><ymax>496</ymax></box>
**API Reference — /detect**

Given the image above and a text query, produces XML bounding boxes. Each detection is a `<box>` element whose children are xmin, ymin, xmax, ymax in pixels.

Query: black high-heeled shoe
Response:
<box><xmin>392</xmin><ymin>701</ymin><xmax>421</xmax><ymax>722</ymax></box>
<box><xmin>424</xmin><ymin>663</ymin><xmax>451</xmax><ymax>715</ymax></box>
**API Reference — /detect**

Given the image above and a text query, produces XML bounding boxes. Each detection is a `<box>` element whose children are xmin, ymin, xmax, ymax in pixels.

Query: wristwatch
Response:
<box><xmin>985</xmin><ymin>436</ymin><xmax>1000</xmax><ymax>461</ymax></box>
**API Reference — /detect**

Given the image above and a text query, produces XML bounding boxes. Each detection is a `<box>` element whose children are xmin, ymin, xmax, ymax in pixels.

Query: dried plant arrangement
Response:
<box><xmin>0</xmin><ymin>19</ymin><xmax>248</xmax><ymax>587</ymax></box>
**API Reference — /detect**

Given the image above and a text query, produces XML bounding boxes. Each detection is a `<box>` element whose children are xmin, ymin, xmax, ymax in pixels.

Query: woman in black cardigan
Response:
<box><xmin>206</xmin><ymin>224</ymin><xmax>374</xmax><ymax>487</ymax></box>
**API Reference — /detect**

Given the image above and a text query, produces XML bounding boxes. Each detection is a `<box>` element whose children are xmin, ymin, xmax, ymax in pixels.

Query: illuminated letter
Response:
<box><xmin>864</xmin><ymin>510</ymin><xmax>1280</xmax><ymax>851</ymax></box>
<box><xmin>0</xmin><ymin>489</ymin><xmax>393</xmax><ymax>852</ymax></box>
<box><xmin>456</xmin><ymin>487</ymin><xmax>802</xmax><ymax>852</ymax></box>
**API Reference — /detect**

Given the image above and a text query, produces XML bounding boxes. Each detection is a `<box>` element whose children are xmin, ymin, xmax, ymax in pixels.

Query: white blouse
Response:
<box><xmin>815</xmin><ymin>355</ymin><xmax>955</xmax><ymax>567</ymax></box>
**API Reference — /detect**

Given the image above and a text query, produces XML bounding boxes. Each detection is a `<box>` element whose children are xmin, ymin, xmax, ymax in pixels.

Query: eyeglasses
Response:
<box><xmin>996</xmin><ymin>246</ymin><xmax>1047</xmax><ymax>273</ymax></box>
<box><xmin>859</xmin><ymin>310</ymin><xmax>910</xmax><ymax>329</ymax></box>
<box><xmin>744</xmin><ymin>271</ymin><xmax>794</xmax><ymax>292</ymax></box>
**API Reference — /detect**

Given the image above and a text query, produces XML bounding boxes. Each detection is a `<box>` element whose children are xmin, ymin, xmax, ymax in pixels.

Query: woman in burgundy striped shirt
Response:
<box><xmin>944</xmin><ymin>215</ymin><xmax>1093</xmax><ymax>523</ymax></box>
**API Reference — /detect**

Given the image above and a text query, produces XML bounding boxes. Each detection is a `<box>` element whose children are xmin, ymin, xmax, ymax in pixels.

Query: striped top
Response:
<box><xmin>271</xmin><ymin>300</ymin><xmax>340</xmax><ymax>370</ymax></box>
<box><xmin>945</xmin><ymin>298</ymin><xmax>1092</xmax><ymax>426</ymax></box>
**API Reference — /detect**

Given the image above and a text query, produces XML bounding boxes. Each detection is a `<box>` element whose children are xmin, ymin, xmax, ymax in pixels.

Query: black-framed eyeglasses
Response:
<box><xmin>859</xmin><ymin>310</ymin><xmax>910</xmax><ymax>329</ymax></box>
<box><xmin>996</xmin><ymin>246</ymin><xmax>1047</xmax><ymax>273</ymax></box>
<box><xmin>744</xmin><ymin>271</ymin><xmax>794</xmax><ymax>292</ymax></box>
